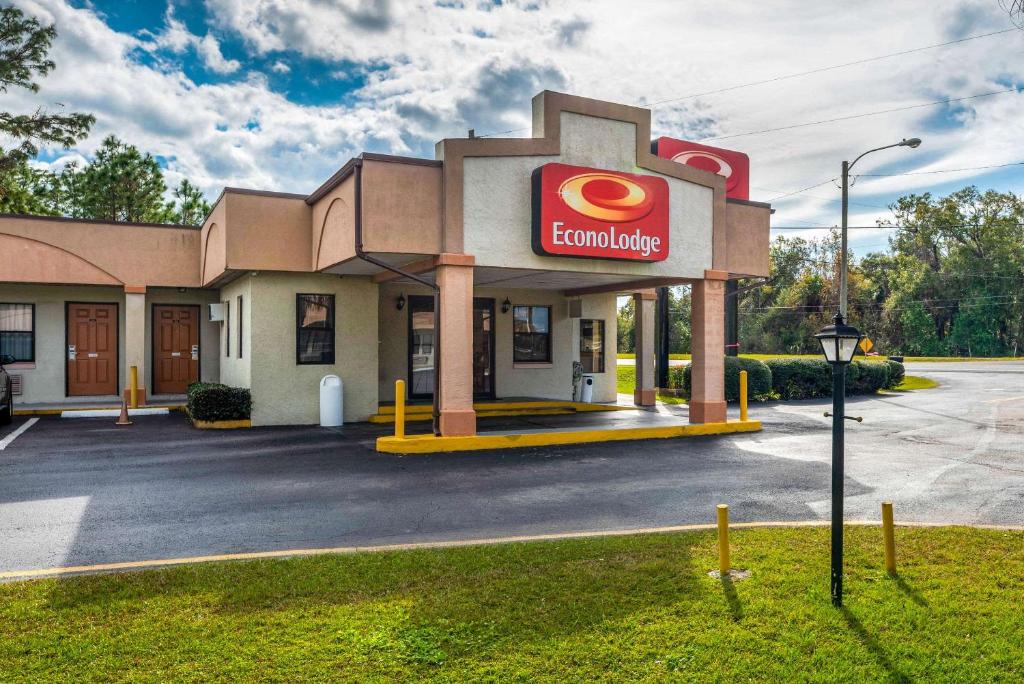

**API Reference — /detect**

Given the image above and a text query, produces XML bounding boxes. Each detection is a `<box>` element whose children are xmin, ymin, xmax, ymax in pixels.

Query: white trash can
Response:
<box><xmin>319</xmin><ymin>375</ymin><xmax>343</xmax><ymax>427</ymax></box>
<box><xmin>580</xmin><ymin>374</ymin><xmax>595</xmax><ymax>403</ymax></box>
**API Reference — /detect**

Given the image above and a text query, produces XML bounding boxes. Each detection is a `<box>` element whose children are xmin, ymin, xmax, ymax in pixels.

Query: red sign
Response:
<box><xmin>653</xmin><ymin>137</ymin><xmax>749</xmax><ymax>200</ymax></box>
<box><xmin>531</xmin><ymin>163</ymin><xmax>670</xmax><ymax>262</ymax></box>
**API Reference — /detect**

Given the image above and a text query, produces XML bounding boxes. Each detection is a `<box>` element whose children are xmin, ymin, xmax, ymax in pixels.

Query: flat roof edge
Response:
<box><xmin>0</xmin><ymin>213</ymin><xmax>200</xmax><ymax>230</ymax></box>
<box><xmin>305</xmin><ymin>152</ymin><xmax>441</xmax><ymax>205</ymax></box>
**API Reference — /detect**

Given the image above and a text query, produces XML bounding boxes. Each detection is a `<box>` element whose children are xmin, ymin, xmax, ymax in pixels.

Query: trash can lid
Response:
<box><xmin>320</xmin><ymin>374</ymin><xmax>341</xmax><ymax>386</ymax></box>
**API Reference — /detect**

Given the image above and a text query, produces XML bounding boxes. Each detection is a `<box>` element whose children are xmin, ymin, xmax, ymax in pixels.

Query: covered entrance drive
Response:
<box><xmin>66</xmin><ymin>302</ymin><xmax>118</xmax><ymax>397</ymax></box>
<box><xmin>152</xmin><ymin>305</ymin><xmax>200</xmax><ymax>395</ymax></box>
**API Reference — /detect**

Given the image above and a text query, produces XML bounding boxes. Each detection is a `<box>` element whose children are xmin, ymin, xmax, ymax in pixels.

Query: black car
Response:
<box><xmin>0</xmin><ymin>354</ymin><xmax>15</xmax><ymax>425</ymax></box>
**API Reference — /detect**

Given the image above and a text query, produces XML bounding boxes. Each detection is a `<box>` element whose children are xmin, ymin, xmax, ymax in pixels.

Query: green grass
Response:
<box><xmin>616</xmin><ymin>353</ymin><xmax>1020</xmax><ymax>363</ymax></box>
<box><xmin>615</xmin><ymin>365</ymin><xmax>686</xmax><ymax>404</ymax></box>
<box><xmin>2</xmin><ymin>526</ymin><xmax>1022</xmax><ymax>681</ymax></box>
<box><xmin>892</xmin><ymin>375</ymin><xmax>941</xmax><ymax>391</ymax></box>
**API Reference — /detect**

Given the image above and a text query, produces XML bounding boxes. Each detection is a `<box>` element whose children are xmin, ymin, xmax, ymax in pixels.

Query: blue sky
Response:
<box><xmin>9</xmin><ymin>0</ymin><xmax>1024</xmax><ymax>256</ymax></box>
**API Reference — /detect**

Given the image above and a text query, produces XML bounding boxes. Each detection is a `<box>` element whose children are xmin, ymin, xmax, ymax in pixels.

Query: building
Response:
<box><xmin>0</xmin><ymin>91</ymin><xmax>770</xmax><ymax>435</ymax></box>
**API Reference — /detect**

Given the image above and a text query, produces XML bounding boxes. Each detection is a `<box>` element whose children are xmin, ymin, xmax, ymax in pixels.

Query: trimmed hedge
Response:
<box><xmin>884</xmin><ymin>359</ymin><xmax>906</xmax><ymax>389</ymax></box>
<box><xmin>764</xmin><ymin>358</ymin><xmax>897</xmax><ymax>399</ymax></box>
<box><xmin>187</xmin><ymin>382</ymin><xmax>252</xmax><ymax>422</ymax></box>
<box><xmin>678</xmin><ymin>356</ymin><xmax>774</xmax><ymax>402</ymax></box>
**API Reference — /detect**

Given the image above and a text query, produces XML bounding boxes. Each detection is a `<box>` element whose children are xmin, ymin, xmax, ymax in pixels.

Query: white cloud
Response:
<box><xmin>6</xmin><ymin>0</ymin><xmax>1022</xmax><ymax>235</ymax></box>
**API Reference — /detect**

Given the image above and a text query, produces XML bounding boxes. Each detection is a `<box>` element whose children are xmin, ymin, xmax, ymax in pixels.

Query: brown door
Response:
<box><xmin>67</xmin><ymin>303</ymin><xmax>118</xmax><ymax>396</ymax></box>
<box><xmin>153</xmin><ymin>305</ymin><xmax>200</xmax><ymax>395</ymax></box>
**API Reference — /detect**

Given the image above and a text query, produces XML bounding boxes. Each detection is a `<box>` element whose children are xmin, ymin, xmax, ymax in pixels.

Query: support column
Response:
<box><xmin>436</xmin><ymin>263</ymin><xmax>476</xmax><ymax>436</ymax></box>
<box><xmin>690</xmin><ymin>270</ymin><xmax>728</xmax><ymax>423</ymax></box>
<box><xmin>633</xmin><ymin>289</ymin><xmax>657</xmax><ymax>406</ymax></box>
<box><xmin>123</xmin><ymin>286</ymin><xmax>147</xmax><ymax>405</ymax></box>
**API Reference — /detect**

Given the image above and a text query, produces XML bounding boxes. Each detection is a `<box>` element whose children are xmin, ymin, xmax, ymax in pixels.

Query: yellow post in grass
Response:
<box><xmin>717</xmin><ymin>504</ymin><xmax>730</xmax><ymax>576</ymax></box>
<box><xmin>394</xmin><ymin>379</ymin><xmax>406</xmax><ymax>439</ymax></box>
<box><xmin>739</xmin><ymin>370</ymin><xmax>748</xmax><ymax>422</ymax></box>
<box><xmin>882</xmin><ymin>501</ymin><xmax>896</xmax><ymax>574</ymax></box>
<box><xmin>129</xmin><ymin>365</ymin><xmax>139</xmax><ymax>409</ymax></box>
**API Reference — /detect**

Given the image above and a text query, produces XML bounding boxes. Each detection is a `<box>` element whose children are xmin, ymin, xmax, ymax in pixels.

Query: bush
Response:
<box><xmin>884</xmin><ymin>359</ymin><xmax>906</xmax><ymax>389</ymax></box>
<box><xmin>849</xmin><ymin>360</ymin><xmax>889</xmax><ymax>394</ymax></box>
<box><xmin>681</xmin><ymin>356</ymin><xmax>774</xmax><ymax>402</ymax></box>
<box><xmin>187</xmin><ymin>382</ymin><xmax>251</xmax><ymax>422</ymax></box>
<box><xmin>764</xmin><ymin>358</ymin><xmax>832</xmax><ymax>400</ymax></box>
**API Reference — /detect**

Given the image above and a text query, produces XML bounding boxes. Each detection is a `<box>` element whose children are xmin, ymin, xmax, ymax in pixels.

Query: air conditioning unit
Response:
<box><xmin>10</xmin><ymin>374</ymin><xmax>23</xmax><ymax>396</ymax></box>
<box><xmin>209</xmin><ymin>303</ymin><xmax>226</xmax><ymax>322</ymax></box>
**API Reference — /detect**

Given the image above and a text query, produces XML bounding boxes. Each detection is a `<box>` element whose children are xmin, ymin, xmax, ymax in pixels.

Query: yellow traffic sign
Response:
<box><xmin>859</xmin><ymin>337</ymin><xmax>874</xmax><ymax>354</ymax></box>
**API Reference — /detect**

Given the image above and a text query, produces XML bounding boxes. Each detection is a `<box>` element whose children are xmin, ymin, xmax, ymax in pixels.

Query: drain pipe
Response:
<box><xmin>351</xmin><ymin>158</ymin><xmax>442</xmax><ymax>435</ymax></box>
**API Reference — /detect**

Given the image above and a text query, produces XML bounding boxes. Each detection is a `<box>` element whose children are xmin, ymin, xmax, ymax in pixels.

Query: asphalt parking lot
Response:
<box><xmin>1</xmin><ymin>361</ymin><xmax>1022</xmax><ymax>574</ymax></box>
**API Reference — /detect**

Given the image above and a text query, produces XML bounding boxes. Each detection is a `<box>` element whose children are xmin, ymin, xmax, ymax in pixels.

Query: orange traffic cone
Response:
<box><xmin>116</xmin><ymin>400</ymin><xmax>133</xmax><ymax>426</ymax></box>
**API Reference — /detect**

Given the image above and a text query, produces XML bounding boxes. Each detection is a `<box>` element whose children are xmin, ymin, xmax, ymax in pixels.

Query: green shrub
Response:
<box><xmin>764</xmin><ymin>358</ymin><xmax>832</xmax><ymax>400</ymax></box>
<box><xmin>681</xmin><ymin>356</ymin><xmax>774</xmax><ymax>402</ymax></box>
<box><xmin>849</xmin><ymin>360</ymin><xmax>889</xmax><ymax>394</ymax></box>
<box><xmin>667</xmin><ymin>366</ymin><xmax>686</xmax><ymax>390</ymax></box>
<box><xmin>884</xmin><ymin>359</ymin><xmax>906</xmax><ymax>389</ymax></box>
<box><xmin>187</xmin><ymin>382</ymin><xmax>251</xmax><ymax>422</ymax></box>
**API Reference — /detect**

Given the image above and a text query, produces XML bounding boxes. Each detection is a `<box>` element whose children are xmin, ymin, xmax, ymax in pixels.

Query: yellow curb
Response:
<box><xmin>375</xmin><ymin>400</ymin><xmax>633</xmax><ymax>415</ymax></box>
<box><xmin>4</xmin><ymin>519</ymin><xmax>1021</xmax><ymax>581</ymax></box>
<box><xmin>192</xmin><ymin>418</ymin><xmax>251</xmax><ymax>430</ymax></box>
<box><xmin>376</xmin><ymin>420</ymin><xmax>762</xmax><ymax>454</ymax></box>
<box><xmin>369</xmin><ymin>407</ymin><xmax>580</xmax><ymax>423</ymax></box>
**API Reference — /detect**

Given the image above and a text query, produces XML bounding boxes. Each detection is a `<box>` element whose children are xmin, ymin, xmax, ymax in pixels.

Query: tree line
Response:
<box><xmin>620</xmin><ymin>186</ymin><xmax>1024</xmax><ymax>358</ymax></box>
<box><xmin>0</xmin><ymin>6</ymin><xmax>210</xmax><ymax>225</ymax></box>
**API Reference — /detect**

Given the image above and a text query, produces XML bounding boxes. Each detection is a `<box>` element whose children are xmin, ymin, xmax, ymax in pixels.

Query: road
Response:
<box><xmin>0</xmin><ymin>361</ymin><xmax>1021</xmax><ymax>573</ymax></box>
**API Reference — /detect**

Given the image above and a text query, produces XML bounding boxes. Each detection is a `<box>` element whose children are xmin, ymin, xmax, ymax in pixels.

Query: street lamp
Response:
<box><xmin>839</xmin><ymin>137</ymin><xmax>921</xmax><ymax>317</ymax></box>
<box><xmin>815</xmin><ymin>312</ymin><xmax>863</xmax><ymax>607</ymax></box>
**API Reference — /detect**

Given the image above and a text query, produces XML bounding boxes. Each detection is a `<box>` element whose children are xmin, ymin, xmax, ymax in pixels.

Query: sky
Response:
<box><xmin>6</xmin><ymin>0</ymin><xmax>1024</xmax><ymax>256</ymax></box>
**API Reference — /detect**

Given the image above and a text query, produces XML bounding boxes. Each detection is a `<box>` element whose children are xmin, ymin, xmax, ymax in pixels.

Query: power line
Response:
<box><xmin>644</xmin><ymin>28</ymin><xmax>1019</xmax><ymax>108</ymax></box>
<box><xmin>701</xmin><ymin>87</ymin><xmax>1019</xmax><ymax>142</ymax></box>
<box><xmin>771</xmin><ymin>223</ymin><xmax>1024</xmax><ymax>230</ymax></box>
<box><xmin>762</xmin><ymin>178</ymin><xmax>837</xmax><ymax>202</ymax></box>
<box><xmin>857</xmin><ymin>161</ymin><xmax>1024</xmax><ymax>177</ymax></box>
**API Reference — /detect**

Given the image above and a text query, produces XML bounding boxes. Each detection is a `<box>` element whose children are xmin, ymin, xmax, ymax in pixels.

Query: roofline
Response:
<box><xmin>199</xmin><ymin>186</ymin><xmax>311</xmax><ymax>227</ymax></box>
<box><xmin>0</xmin><ymin>213</ymin><xmax>200</xmax><ymax>230</ymax></box>
<box><xmin>725</xmin><ymin>197</ymin><xmax>775</xmax><ymax>213</ymax></box>
<box><xmin>305</xmin><ymin>152</ymin><xmax>441</xmax><ymax>205</ymax></box>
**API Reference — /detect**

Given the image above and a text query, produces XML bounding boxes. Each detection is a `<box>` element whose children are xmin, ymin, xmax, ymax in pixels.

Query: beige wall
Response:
<box><xmin>378</xmin><ymin>282</ymin><xmax>617</xmax><ymax>404</ymax></box>
<box><xmin>0</xmin><ymin>284</ymin><xmax>217</xmax><ymax>405</ymax></box>
<box><xmin>0</xmin><ymin>217</ymin><xmax>201</xmax><ymax>287</ymax></box>
<box><xmin>724</xmin><ymin>200</ymin><xmax>771</xmax><ymax>278</ymax></box>
<box><xmin>216</xmin><ymin>276</ymin><xmax>252</xmax><ymax>389</ymax></box>
<box><xmin>200</xmin><ymin>200</ymin><xmax>228</xmax><ymax>286</ymax></box>
<box><xmin>247</xmin><ymin>272</ymin><xmax>378</xmax><ymax>425</ymax></box>
<box><xmin>461</xmin><ymin>112</ymin><xmax>715</xmax><ymax>280</ymax></box>
<box><xmin>311</xmin><ymin>177</ymin><xmax>356</xmax><ymax>271</ymax></box>
<box><xmin>225</xmin><ymin>193</ymin><xmax>311</xmax><ymax>272</ymax></box>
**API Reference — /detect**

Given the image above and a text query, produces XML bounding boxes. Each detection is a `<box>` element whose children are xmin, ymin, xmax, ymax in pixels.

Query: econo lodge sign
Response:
<box><xmin>531</xmin><ymin>163</ymin><xmax>670</xmax><ymax>262</ymax></box>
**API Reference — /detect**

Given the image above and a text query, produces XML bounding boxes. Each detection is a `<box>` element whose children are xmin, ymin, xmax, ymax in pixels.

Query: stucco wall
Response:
<box><xmin>0</xmin><ymin>284</ymin><xmax>218</xmax><ymax>405</ymax></box>
<box><xmin>247</xmin><ymin>272</ymin><xmax>378</xmax><ymax>425</ymax></box>
<box><xmin>378</xmin><ymin>283</ymin><xmax>617</xmax><ymax>403</ymax></box>
<box><xmin>462</xmin><ymin>111</ymin><xmax>714</xmax><ymax>279</ymax></box>
<box><xmin>217</xmin><ymin>276</ymin><xmax>252</xmax><ymax>389</ymax></box>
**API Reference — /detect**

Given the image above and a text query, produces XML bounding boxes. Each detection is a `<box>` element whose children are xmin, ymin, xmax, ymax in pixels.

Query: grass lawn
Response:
<box><xmin>2</xmin><ymin>526</ymin><xmax>1022</xmax><ymax>681</ymax></box>
<box><xmin>891</xmin><ymin>375</ymin><xmax>941</xmax><ymax>391</ymax></box>
<box><xmin>617</xmin><ymin>353</ymin><xmax>1020</xmax><ymax>363</ymax></box>
<box><xmin>615</xmin><ymin>365</ymin><xmax>686</xmax><ymax>404</ymax></box>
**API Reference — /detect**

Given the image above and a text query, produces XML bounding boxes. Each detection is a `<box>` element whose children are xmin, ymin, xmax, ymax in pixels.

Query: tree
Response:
<box><xmin>0</xmin><ymin>6</ymin><xmax>93</xmax><ymax>174</ymax></box>
<box><xmin>0</xmin><ymin>155</ymin><xmax>56</xmax><ymax>215</ymax></box>
<box><xmin>62</xmin><ymin>136</ymin><xmax>171</xmax><ymax>223</ymax></box>
<box><xmin>170</xmin><ymin>178</ymin><xmax>212</xmax><ymax>226</ymax></box>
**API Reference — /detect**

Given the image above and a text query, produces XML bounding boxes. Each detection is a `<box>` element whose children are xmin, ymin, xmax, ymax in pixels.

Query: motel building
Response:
<box><xmin>0</xmin><ymin>91</ymin><xmax>769</xmax><ymax>436</ymax></box>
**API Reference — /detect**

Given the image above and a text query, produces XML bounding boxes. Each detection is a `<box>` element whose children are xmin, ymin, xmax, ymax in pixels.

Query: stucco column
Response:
<box><xmin>633</xmin><ymin>290</ymin><xmax>656</xmax><ymax>406</ymax></box>
<box><xmin>690</xmin><ymin>269</ymin><xmax>728</xmax><ymax>423</ymax></box>
<box><xmin>123</xmin><ymin>286</ymin><xmax>147</xmax><ymax>404</ymax></box>
<box><xmin>436</xmin><ymin>263</ymin><xmax>476</xmax><ymax>436</ymax></box>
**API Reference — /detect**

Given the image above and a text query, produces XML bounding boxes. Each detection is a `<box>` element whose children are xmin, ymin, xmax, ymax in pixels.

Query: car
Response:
<box><xmin>0</xmin><ymin>353</ymin><xmax>15</xmax><ymax>426</ymax></box>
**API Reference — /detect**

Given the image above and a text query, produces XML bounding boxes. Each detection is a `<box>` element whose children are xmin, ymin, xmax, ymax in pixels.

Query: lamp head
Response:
<box><xmin>815</xmin><ymin>312</ymin><xmax>863</xmax><ymax>365</ymax></box>
<box><xmin>900</xmin><ymin>137</ymin><xmax>922</xmax><ymax>149</ymax></box>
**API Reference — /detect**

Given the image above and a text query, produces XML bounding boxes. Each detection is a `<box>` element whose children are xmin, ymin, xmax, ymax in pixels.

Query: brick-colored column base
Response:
<box><xmin>440</xmin><ymin>409</ymin><xmax>477</xmax><ymax>437</ymax></box>
<box><xmin>122</xmin><ymin>388</ymin><xmax>147</xmax><ymax>405</ymax></box>
<box><xmin>688</xmin><ymin>400</ymin><xmax>727</xmax><ymax>423</ymax></box>
<box><xmin>633</xmin><ymin>389</ymin><xmax>656</xmax><ymax>406</ymax></box>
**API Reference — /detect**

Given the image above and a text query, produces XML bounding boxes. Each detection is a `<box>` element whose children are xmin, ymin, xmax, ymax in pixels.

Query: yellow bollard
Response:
<box><xmin>717</xmin><ymin>504</ymin><xmax>730</xmax><ymax>576</ymax></box>
<box><xmin>882</xmin><ymin>501</ymin><xmax>896</xmax><ymax>574</ymax></box>
<box><xmin>739</xmin><ymin>370</ymin><xmax>748</xmax><ymax>422</ymax></box>
<box><xmin>394</xmin><ymin>379</ymin><xmax>406</xmax><ymax>439</ymax></box>
<box><xmin>129</xmin><ymin>365</ymin><xmax>139</xmax><ymax>409</ymax></box>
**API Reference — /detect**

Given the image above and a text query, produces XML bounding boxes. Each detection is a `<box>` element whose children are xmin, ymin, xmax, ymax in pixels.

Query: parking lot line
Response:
<box><xmin>0</xmin><ymin>418</ymin><xmax>39</xmax><ymax>451</ymax></box>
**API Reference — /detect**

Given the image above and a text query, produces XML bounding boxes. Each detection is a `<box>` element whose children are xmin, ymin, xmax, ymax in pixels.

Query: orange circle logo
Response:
<box><xmin>558</xmin><ymin>173</ymin><xmax>654</xmax><ymax>222</ymax></box>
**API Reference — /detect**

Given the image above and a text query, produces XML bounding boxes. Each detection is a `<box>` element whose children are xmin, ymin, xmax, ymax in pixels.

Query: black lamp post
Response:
<box><xmin>815</xmin><ymin>312</ymin><xmax>863</xmax><ymax>607</ymax></box>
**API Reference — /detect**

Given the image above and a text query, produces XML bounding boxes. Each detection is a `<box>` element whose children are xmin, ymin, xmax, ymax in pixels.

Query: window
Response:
<box><xmin>0</xmin><ymin>303</ymin><xmax>34</xmax><ymax>362</ymax></box>
<box><xmin>580</xmin><ymin>319</ymin><xmax>605</xmax><ymax>373</ymax></box>
<box><xmin>224</xmin><ymin>300</ymin><xmax>230</xmax><ymax>357</ymax></box>
<box><xmin>296</xmin><ymin>294</ymin><xmax>335</xmax><ymax>364</ymax></box>
<box><xmin>236</xmin><ymin>295</ymin><xmax>243</xmax><ymax>358</ymax></box>
<box><xmin>513</xmin><ymin>305</ymin><xmax>551</xmax><ymax>363</ymax></box>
